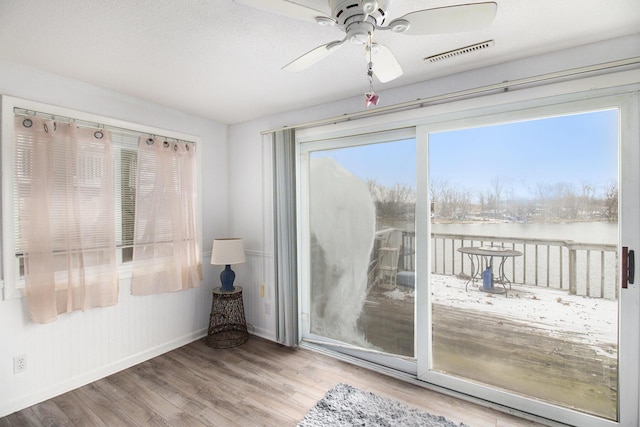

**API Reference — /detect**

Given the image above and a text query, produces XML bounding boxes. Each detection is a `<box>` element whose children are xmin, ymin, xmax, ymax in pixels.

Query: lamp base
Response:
<box><xmin>220</xmin><ymin>264</ymin><xmax>236</xmax><ymax>292</ymax></box>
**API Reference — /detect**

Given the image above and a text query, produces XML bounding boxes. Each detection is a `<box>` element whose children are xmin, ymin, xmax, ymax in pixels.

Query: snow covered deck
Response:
<box><xmin>391</xmin><ymin>273</ymin><xmax>618</xmax><ymax>348</ymax></box>
<box><xmin>360</xmin><ymin>274</ymin><xmax>618</xmax><ymax>419</ymax></box>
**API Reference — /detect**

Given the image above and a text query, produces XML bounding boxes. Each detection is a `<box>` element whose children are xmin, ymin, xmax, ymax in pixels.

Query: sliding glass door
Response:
<box><xmin>416</xmin><ymin>94</ymin><xmax>639</xmax><ymax>426</ymax></box>
<box><xmin>298</xmin><ymin>91</ymin><xmax>639</xmax><ymax>426</ymax></box>
<box><xmin>299</xmin><ymin>129</ymin><xmax>417</xmax><ymax>371</ymax></box>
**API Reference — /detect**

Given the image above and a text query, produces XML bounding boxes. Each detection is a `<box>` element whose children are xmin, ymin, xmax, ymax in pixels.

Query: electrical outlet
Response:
<box><xmin>13</xmin><ymin>354</ymin><xmax>26</xmax><ymax>374</ymax></box>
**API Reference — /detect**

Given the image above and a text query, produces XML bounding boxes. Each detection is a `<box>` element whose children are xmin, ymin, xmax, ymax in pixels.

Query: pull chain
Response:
<box><xmin>365</xmin><ymin>32</ymin><xmax>379</xmax><ymax>107</ymax></box>
<box><xmin>367</xmin><ymin>33</ymin><xmax>374</xmax><ymax>91</ymax></box>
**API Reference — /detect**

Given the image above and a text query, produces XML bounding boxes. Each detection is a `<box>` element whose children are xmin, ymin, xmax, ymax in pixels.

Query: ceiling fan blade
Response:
<box><xmin>394</xmin><ymin>2</ymin><xmax>497</xmax><ymax>35</ymax></box>
<box><xmin>370</xmin><ymin>43</ymin><xmax>403</xmax><ymax>83</ymax></box>
<box><xmin>282</xmin><ymin>40</ymin><xmax>344</xmax><ymax>72</ymax></box>
<box><xmin>233</xmin><ymin>0</ymin><xmax>331</xmax><ymax>25</ymax></box>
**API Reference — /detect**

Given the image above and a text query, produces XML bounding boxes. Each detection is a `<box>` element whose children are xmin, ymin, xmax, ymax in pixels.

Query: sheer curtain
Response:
<box><xmin>130</xmin><ymin>136</ymin><xmax>201</xmax><ymax>295</ymax></box>
<box><xmin>272</xmin><ymin>129</ymin><xmax>299</xmax><ymax>346</ymax></box>
<box><xmin>15</xmin><ymin>116</ymin><xmax>118</xmax><ymax>324</ymax></box>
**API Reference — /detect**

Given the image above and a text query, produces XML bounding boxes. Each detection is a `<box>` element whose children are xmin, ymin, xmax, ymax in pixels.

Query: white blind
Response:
<box><xmin>14</xmin><ymin>117</ymin><xmax>113</xmax><ymax>253</ymax></box>
<box><xmin>13</xmin><ymin>114</ymin><xmax>120</xmax><ymax>322</ymax></box>
<box><xmin>112</xmin><ymin>131</ymin><xmax>139</xmax><ymax>252</ymax></box>
<box><xmin>13</xmin><ymin>110</ymin><xmax>195</xmax><ymax>266</ymax></box>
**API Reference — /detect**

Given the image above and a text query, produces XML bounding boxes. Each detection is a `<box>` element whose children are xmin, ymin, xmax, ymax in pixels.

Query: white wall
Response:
<box><xmin>1</xmin><ymin>33</ymin><xmax>639</xmax><ymax>418</ymax></box>
<box><xmin>229</xmin><ymin>34</ymin><xmax>640</xmax><ymax>341</ymax></box>
<box><xmin>0</xmin><ymin>59</ymin><xmax>229</xmax><ymax>416</ymax></box>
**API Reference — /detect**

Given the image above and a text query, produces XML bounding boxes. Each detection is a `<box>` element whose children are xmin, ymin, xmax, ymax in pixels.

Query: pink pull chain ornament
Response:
<box><xmin>365</xmin><ymin>92</ymin><xmax>379</xmax><ymax>107</ymax></box>
<box><xmin>364</xmin><ymin>59</ymin><xmax>380</xmax><ymax>107</ymax></box>
<box><xmin>364</xmin><ymin>33</ymin><xmax>380</xmax><ymax>108</ymax></box>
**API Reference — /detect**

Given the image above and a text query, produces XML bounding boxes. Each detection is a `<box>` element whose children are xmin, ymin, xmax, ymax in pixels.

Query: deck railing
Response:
<box><xmin>397</xmin><ymin>232</ymin><xmax>618</xmax><ymax>299</ymax></box>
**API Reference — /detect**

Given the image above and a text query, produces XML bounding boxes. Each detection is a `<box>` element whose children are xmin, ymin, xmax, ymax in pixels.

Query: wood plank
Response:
<box><xmin>0</xmin><ymin>408</ymin><xmax>42</xmax><ymax>427</ymax></box>
<box><xmin>1</xmin><ymin>336</ymin><xmax>543</xmax><ymax>426</ymax></box>
<box><xmin>72</xmin><ymin>383</ymin><xmax>140</xmax><ymax>425</ymax></box>
<box><xmin>29</xmin><ymin>399</ymin><xmax>71</xmax><ymax>426</ymax></box>
<box><xmin>50</xmin><ymin>390</ymin><xmax>109</xmax><ymax>427</ymax></box>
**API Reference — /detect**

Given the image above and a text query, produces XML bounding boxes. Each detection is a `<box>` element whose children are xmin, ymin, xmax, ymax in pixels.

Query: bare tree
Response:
<box><xmin>386</xmin><ymin>183</ymin><xmax>413</xmax><ymax>205</ymax></box>
<box><xmin>479</xmin><ymin>194</ymin><xmax>486</xmax><ymax>218</ymax></box>
<box><xmin>581</xmin><ymin>182</ymin><xmax>596</xmax><ymax>218</ymax></box>
<box><xmin>368</xmin><ymin>180</ymin><xmax>416</xmax><ymax>226</ymax></box>
<box><xmin>429</xmin><ymin>178</ymin><xmax>448</xmax><ymax>218</ymax></box>
<box><xmin>534</xmin><ymin>182</ymin><xmax>553</xmax><ymax>220</ymax></box>
<box><xmin>555</xmin><ymin>182</ymin><xmax>579</xmax><ymax>219</ymax></box>
<box><xmin>456</xmin><ymin>188</ymin><xmax>472</xmax><ymax>220</ymax></box>
<box><xmin>426</xmin><ymin>176</ymin><xmax>616</xmax><ymax>223</ymax></box>
<box><xmin>604</xmin><ymin>181</ymin><xmax>618</xmax><ymax>221</ymax></box>
<box><xmin>366</xmin><ymin>179</ymin><xmax>382</xmax><ymax>201</ymax></box>
<box><xmin>490</xmin><ymin>176</ymin><xmax>505</xmax><ymax>215</ymax></box>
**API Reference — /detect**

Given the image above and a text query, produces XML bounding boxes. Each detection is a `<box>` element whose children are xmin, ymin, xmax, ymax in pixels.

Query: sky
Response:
<box><xmin>311</xmin><ymin>108</ymin><xmax>619</xmax><ymax>200</ymax></box>
<box><xmin>312</xmin><ymin>138</ymin><xmax>416</xmax><ymax>188</ymax></box>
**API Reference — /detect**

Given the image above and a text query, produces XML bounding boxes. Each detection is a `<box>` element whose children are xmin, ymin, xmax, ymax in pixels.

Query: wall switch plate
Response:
<box><xmin>14</xmin><ymin>354</ymin><xmax>26</xmax><ymax>374</ymax></box>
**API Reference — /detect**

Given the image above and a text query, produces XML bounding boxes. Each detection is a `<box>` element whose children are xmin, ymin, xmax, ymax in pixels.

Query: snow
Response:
<box><xmin>309</xmin><ymin>158</ymin><xmax>377</xmax><ymax>346</ymax></box>
<box><xmin>387</xmin><ymin>274</ymin><xmax>618</xmax><ymax>349</ymax></box>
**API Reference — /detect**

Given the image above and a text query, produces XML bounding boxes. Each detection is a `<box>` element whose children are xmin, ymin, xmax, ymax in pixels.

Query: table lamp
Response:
<box><xmin>211</xmin><ymin>238</ymin><xmax>246</xmax><ymax>292</ymax></box>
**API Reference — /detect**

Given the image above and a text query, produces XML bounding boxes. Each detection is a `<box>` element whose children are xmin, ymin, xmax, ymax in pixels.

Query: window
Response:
<box><xmin>295</xmin><ymin>80</ymin><xmax>639</xmax><ymax>426</ymax></box>
<box><xmin>1</xmin><ymin>96</ymin><xmax>202</xmax><ymax>300</ymax></box>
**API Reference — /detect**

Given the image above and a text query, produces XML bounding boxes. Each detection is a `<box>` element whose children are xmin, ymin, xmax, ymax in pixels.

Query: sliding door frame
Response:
<box><xmin>297</xmin><ymin>127</ymin><xmax>417</xmax><ymax>374</ymax></box>
<box><xmin>294</xmin><ymin>70</ymin><xmax>640</xmax><ymax>426</ymax></box>
<box><xmin>415</xmin><ymin>91</ymin><xmax>639</xmax><ymax>427</ymax></box>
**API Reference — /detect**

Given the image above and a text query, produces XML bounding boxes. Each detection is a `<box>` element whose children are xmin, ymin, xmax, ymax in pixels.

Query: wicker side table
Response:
<box><xmin>206</xmin><ymin>286</ymin><xmax>249</xmax><ymax>348</ymax></box>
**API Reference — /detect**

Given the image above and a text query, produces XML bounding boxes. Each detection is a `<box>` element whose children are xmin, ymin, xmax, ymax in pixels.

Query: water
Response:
<box><xmin>432</xmin><ymin>221</ymin><xmax>618</xmax><ymax>245</ymax></box>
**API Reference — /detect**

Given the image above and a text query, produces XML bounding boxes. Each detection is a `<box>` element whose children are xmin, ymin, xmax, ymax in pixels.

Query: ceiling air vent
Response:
<box><xmin>425</xmin><ymin>40</ymin><xmax>495</xmax><ymax>63</ymax></box>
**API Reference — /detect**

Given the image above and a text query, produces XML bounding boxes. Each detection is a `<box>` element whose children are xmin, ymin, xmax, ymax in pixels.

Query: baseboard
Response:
<box><xmin>0</xmin><ymin>328</ymin><xmax>207</xmax><ymax>418</ymax></box>
<box><xmin>247</xmin><ymin>324</ymin><xmax>276</xmax><ymax>342</ymax></box>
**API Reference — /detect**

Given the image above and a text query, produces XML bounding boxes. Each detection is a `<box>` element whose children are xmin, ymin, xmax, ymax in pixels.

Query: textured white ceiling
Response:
<box><xmin>0</xmin><ymin>0</ymin><xmax>638</xmax><ymax>124</ymax></box>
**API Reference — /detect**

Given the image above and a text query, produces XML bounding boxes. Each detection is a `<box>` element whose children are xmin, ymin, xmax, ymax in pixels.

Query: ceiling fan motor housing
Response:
<box><xmin>329</xmin><ymin>0</ymin><xmax>391</xmax><ymax>45</ymax></box>
<box><xmin>329</xmin><ymin>0</ymin><xmax>390</xmax><ymax>27</ymax></box>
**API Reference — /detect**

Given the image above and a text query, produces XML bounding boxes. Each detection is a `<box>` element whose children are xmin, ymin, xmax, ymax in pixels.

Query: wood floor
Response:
<box><xmin>0</xmin><ymin>336</ymin><xmax>545</xmax><ymax>427</ymax></box>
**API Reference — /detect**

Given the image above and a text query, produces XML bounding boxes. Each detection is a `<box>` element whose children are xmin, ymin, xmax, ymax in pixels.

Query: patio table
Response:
<box><xmin>457</xmin><ymin>246</ymin><xmax>522</xmax><ymax>296</ymax></box>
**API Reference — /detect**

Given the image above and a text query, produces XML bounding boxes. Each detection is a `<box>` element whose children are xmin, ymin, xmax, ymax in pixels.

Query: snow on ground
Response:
<box><xmin>386</xmin><ymin>274</ymin><xmax>617</xmax><ymax>347</ymax></box>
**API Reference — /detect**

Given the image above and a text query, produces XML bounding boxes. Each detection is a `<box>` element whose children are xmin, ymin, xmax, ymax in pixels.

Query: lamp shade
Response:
<box><xmin>211</xmin><ymin>238</ymin><xmax>246</xmax><ymax>265</ymax></box>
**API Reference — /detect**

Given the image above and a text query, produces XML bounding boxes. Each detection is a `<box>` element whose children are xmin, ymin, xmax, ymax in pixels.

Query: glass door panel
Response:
<box><xmin>425</xmin><ymin>110</ymin><xmax>620</xmax><ymax>420</ymax></box>
<box><xmin>298</xmin><ymin>93</ymin><xmax>638</xmax><ymax>425</ymax></box>
<box><xmin>302</xmin><ymin>136</ymin><xmax>417</xmax><ymax>363</ymax></box>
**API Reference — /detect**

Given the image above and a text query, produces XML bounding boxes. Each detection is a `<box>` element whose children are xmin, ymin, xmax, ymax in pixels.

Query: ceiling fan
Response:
<box><xmin>234</xmin><ymin>0</ymin><xmax>498</xmax><ymax>83</ymax></box>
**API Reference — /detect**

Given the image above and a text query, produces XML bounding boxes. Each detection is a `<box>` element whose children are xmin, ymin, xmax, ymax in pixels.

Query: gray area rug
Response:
<box><xmin>298</xmin><ymin>383</ymin><xmax>470</xmax><ymax>426</ymax></box>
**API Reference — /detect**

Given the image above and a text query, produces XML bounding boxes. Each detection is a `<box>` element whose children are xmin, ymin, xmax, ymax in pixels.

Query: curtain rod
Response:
<box><xmin>13</xmin><ymin>107</ymin><xmax>196</xmax><ymax>145</ymax></box>
<box><xmin>262</xmin><ymin>56</ymin><xmax>640</xmax><ymax>135</ymax></box>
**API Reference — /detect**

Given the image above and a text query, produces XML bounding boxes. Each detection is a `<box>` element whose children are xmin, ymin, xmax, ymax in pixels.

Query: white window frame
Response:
<box><xmin>412</xmin><ymin>92</ymin><xmax>639</xmax><ymax>427</ymax></box>
<box><xmin>295</xmin><ymin>70</ymin><xmax>640</xmax><ymax>426</ymax></box>
<box><xmin>297</xmin><ymin>127</ymin><xmax>417</xmax><ymax>374</ymax></box>
<box><xmin>1</xmin><ymin>95</ymin><xmax>202</xmax><ymax>300</ymax></box>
